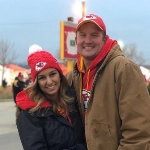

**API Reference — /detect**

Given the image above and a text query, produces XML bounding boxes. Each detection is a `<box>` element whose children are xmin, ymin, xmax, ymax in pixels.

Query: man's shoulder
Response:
<box><xmin>66</xmin><ymin>71</ymin><xmax>74</xmax><ymax>86</ymax></box>
<box><xmin>110</xmin><ymin>55</ymin><xmax>136</xmax><ymax>66</ymax></box>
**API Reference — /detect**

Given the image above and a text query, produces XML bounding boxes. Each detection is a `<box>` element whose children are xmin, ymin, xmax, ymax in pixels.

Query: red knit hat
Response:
<box><xmin>76</xmin><ymin>14</ymin><xmax>106</xmax><ymax>32</ymax></box>
<box><xmin>27</xmin><ymin>44</ymin><xmax>62</xmax><ymax>81</ymax></box>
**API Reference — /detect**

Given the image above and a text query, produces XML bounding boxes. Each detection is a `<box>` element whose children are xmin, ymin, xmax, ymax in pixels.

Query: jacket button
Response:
<box><xmin>31</xmin><ymin>113</ymin><xmax>34</xmax><ymax>116</ymax></box>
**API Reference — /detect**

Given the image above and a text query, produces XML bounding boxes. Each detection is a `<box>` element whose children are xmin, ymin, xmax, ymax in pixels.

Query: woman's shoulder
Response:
<box><xmin>19</xmin><ymin>108</ymin><xmax>54</xmax><ymax>118</ymax></box>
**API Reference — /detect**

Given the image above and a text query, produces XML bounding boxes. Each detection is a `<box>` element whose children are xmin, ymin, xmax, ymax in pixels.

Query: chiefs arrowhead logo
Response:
<box><xmin>83</xmin><ymin>14</ymin><xmax>96</xmax><ymax>21</ymax></box>
<box><xmin>35</xmin><ymin>62</ymin><xmax>47</xmax><ymax>71</ymax></box>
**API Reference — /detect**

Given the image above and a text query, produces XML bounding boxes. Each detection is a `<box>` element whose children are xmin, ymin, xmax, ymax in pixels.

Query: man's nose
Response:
<box><xmin>84</xmin><ymin>35</ymin><xmax>92</xmax><ymax>43</ymax></box>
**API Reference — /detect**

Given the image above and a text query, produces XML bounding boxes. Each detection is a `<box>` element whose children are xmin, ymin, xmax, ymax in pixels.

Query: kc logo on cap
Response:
<box><xmin>83</xmin><ymin>14</ymin><xmax>97</xmax><ymax>20</ymax></box>
<box><xmin>35</xmin><ymin>62</ymin><xmax>47</xmax><ymax>71</ymax></box>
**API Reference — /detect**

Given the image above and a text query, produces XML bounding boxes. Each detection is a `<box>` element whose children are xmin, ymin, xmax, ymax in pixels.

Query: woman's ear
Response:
<box><xmin>59</xmin><ymin>75</ymin><xmax>62</xmax><ymax>81</ymax></box>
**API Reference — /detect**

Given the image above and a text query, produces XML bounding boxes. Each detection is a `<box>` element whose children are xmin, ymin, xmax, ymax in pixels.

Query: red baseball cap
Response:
<box><xmin>76</xmin><ymin>14</ymin><xmax>106</xmax><ymax>32</ymax></box>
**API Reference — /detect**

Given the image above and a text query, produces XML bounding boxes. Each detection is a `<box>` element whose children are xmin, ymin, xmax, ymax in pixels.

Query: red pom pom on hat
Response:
<box><xmin>27</xmin><ymin>44</ymin><xmax>62</xmax><ymax>81</ymax></box>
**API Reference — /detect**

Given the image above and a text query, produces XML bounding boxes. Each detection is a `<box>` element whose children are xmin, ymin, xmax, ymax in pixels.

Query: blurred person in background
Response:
<box><xmin>25</xmin><ymin>69</ymin><xmax>33</xmax><ymax>86</ymax></box>
<box><xmin>16</xmin><ymin>45</ymin><xmax>87</xmax><ymax>150</ymax></box>
<box><xmin>12</xmin><ymin>72</ymin><xmax>26</xmax><ymax>119</ymax></box>
<box><xmin>2</xmin><ymin>78</ymin><xmax>7</xmax><ymax>88</ymax></box>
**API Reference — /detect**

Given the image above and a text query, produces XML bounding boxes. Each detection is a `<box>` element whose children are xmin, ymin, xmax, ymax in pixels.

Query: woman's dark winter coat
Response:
<box><xmin>16</xmin><ymin>87</ymin><xmax>87</xmax><ymax>150</ymax></box>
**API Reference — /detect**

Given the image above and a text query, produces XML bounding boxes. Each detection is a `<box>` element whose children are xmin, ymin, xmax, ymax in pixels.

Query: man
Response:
<box><xmin>12</xmin><ymin>72</ymin><xmax>26</xmax><ymax>119</ymax></box>
<box><xmin>66</xmin><ymin>14</ymin><xmax>150</xmax><ymax>150</ymax></box>
<box><xmin>12</xmin><ymin>72</ymin><xmax>26</xmax><ymax>103</ymax></box>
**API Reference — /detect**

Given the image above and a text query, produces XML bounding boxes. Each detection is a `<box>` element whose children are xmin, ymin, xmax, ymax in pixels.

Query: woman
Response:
<box><xmin>16</xmin><ymin>45</ymin><xmax>86</xmax><ymax>150</ymax></box>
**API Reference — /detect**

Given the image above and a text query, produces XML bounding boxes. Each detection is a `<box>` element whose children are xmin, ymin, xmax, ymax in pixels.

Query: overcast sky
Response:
<box><xmin>0</xmin><ymin>0</ymin><xmax>150</xmax><ymax>65</ymax></box>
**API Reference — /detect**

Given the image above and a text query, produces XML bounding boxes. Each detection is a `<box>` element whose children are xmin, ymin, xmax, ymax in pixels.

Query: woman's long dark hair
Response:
<box><xmin>25</xmin><ymin>71</ymin><xmax>74</xmax><ymax>115</ymax></box>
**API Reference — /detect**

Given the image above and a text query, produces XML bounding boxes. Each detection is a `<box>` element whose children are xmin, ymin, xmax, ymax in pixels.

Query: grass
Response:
<box><xmin>0</xmin><ymin>86</ymin><xmax>13</xmax><ymax>99</ymax></box>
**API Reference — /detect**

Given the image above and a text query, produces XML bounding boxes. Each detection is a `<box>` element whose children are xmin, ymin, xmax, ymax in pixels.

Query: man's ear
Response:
<box><xmin>102</xmin><ymin>32</ymin><xmax>106</xmax><ymax>41</ymax></box>
<box><xmin>103</xmin><ymin>36</ymin><xmax>106</xmax><ymax>42</ymax></box>
<box><xmin>75</xmin><ymin>36</ymin><xmax>77</xmax><ymax>44</ymax></box>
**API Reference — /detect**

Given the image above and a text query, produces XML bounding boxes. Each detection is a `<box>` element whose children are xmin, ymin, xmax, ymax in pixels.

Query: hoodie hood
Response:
<box><xmin>16</xmin><ymin>90</ymin><xmax>51</xmax><ymax>110</ymax></box>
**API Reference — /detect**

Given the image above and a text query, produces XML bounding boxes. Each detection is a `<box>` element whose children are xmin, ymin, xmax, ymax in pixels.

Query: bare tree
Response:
<box><xmin>0</xmin><ymin>39</ymin><xmax>18</xmax><ymax>85</ymax></box>
<box><xmin>122</xmin><ymin>44</ymin><xmax>145</xmax><ymax>65</ymax></box>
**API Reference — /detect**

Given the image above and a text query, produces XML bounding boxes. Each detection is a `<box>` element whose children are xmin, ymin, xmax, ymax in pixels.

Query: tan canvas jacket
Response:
<box><xmin>66</xmin><ymin>44</ymin><xmax>150</xmax><ymax>150</ymax></box>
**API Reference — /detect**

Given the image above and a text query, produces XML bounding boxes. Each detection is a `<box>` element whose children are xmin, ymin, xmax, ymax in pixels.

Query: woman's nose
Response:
<box><xmin>46</xmin><ymin>77</ymin><xmax>53</xmax><ymax>84</ymax></box>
